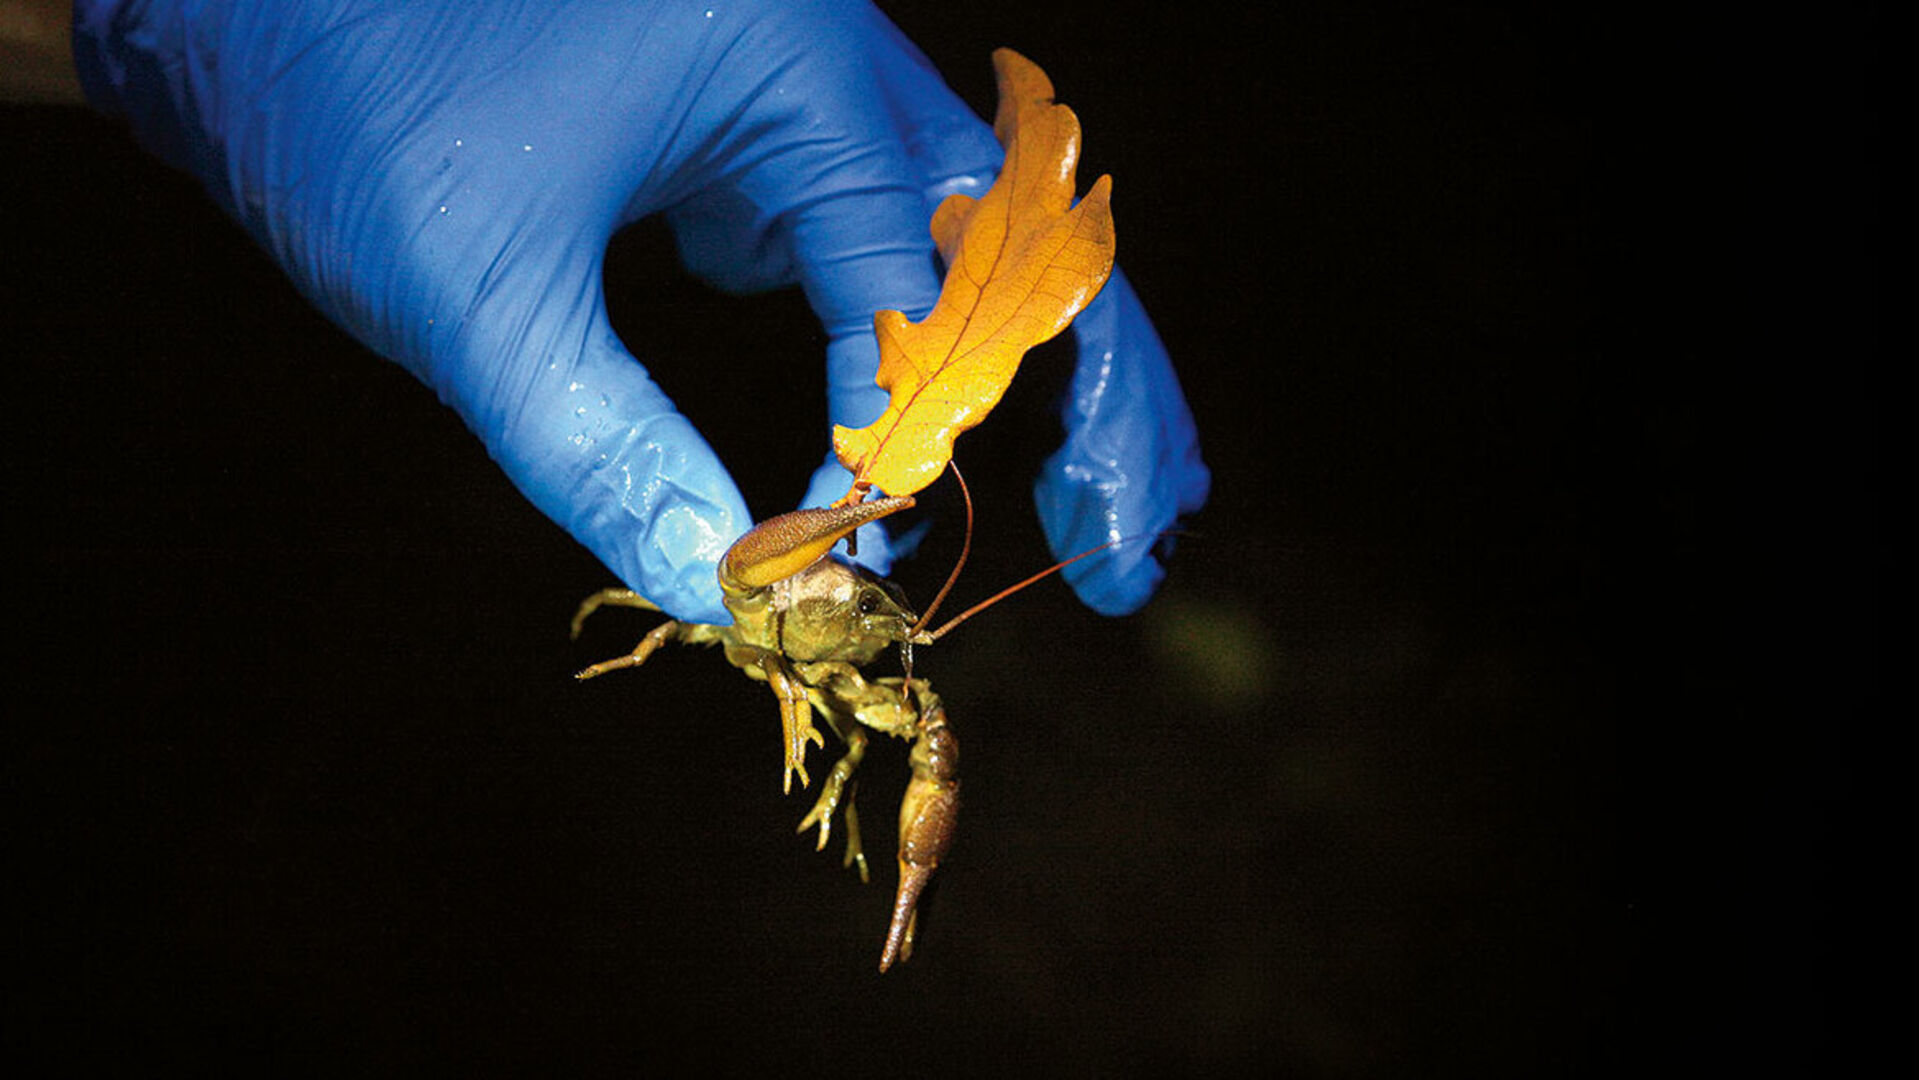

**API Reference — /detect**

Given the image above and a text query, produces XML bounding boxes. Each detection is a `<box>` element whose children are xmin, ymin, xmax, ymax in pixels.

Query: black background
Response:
<box><xmin>6</xmin><ymin>2</ymin><xmax>1870</xmax><ymax>1073</ymax></box>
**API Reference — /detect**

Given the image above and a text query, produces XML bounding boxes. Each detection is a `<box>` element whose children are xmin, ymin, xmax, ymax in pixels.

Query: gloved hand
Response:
<box><xmin>74</xmin><ymin>0</ymin><xmax>1209</xmax><ymax>622</ymax></box>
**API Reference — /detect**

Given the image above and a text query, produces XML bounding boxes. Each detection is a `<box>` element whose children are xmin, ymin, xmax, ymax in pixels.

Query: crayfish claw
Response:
<box><xmin>799</xmin><ymin>782</ymin><xmax>869</xmax><ymax>883</ymax></box>
<box><xmin>779</xmin><ymin>706</ymin><xmax>825</xmax><ymax>793</ymax></box>
<box><xmin>880</xmin><ymin>702</ymin><xmax>960</xmax><ymax>972</ymax></box>
<box><xmin>880</xmin><ymin>862</ymin><xmax>933</xmax><ymax>972</ymax></box>
<box><xmin>795</xmin><ymin>798</ymin><xmax>830</xmax><ymax>847</ymax></box>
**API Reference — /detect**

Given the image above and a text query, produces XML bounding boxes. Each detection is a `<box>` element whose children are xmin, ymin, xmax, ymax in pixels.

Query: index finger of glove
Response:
<box><xmin>697</xmin><ymin>6</ymin><xmax>1002</xmax><ymax>437</ymax></box>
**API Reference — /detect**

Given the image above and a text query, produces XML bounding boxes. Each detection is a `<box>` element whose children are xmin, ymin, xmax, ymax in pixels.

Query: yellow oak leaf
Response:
<box><xmin>832</xmin><ymin>48</ymin><xmax>1116</xmax><ymax>500</ymax></box>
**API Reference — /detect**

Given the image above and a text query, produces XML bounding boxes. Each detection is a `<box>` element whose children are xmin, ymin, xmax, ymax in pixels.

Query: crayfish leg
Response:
<box><xmin>568</xmin><ymin>587</ymin><xmax>661</xmax><ymax>640</ymax></box>
<box><xmin>840</xmin><ymin>788</ymin><xmax>866</xmax><ymax>879</ymax></box>
<box><xmin>795</xmin><ymin>717</ymin><xmax>871</xmax><ymax>882</ymax></box>
<box><xmin>760</xmin><ymin>656</ymin><xmax>825</xmax><ymax>793</ymax></box>
<box><xmin>573</xmin><ymin>618</ymin><xmax>682</xmax><ymax>680</ymax></box>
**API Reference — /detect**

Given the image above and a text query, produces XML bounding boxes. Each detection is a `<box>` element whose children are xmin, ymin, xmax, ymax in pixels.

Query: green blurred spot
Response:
<box><xmin>1144</xmin><ymin>590</ymin><xmax>1280</xmax><ymax>716</ymax></box>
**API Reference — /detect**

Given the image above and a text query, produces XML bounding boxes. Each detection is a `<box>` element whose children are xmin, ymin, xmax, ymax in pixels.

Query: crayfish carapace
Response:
<box><xmin>571</xmin><ymin>494</ymin><xmax>959</xmax><ymax>971</ymax></box>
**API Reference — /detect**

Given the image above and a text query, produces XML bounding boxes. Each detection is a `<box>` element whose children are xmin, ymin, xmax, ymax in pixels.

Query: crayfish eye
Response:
<box><xmin>857</xmin><ymin>589</ymin><xmax>882</xmax><ymax>615</ymax></box>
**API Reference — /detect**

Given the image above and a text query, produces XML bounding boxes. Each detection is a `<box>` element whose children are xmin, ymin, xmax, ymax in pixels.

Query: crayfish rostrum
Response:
<box><xmin>571</xmin><ymin>495</ymin><xmax>959</xmax><ymax>971</ymax></box>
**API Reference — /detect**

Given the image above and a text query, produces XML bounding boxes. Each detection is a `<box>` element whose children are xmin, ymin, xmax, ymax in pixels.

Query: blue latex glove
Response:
<box><xmin>74</xmin><ymin>0</ymin><xmax>1209</xmax><ymax>622</ymax></box>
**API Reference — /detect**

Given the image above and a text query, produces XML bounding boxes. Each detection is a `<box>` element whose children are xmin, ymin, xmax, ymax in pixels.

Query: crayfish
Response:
<box><xmin>571</xmin><ymin>494</ymin><xmax>960</xmax><ymax>971</ymax></box>
<box><xmin>568</xmin><ymin>47</ymin><xmax>1132</xmax><ymax>970</ymax></box>
<box><xmin>574</xmin><ymin>478</ymin><xmax>1116</xmax><ymax>969</ymax></box>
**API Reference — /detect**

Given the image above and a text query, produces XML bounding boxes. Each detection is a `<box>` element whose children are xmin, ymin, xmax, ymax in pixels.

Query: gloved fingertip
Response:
<box><xmin>511</xmin><ymin>366</ymin><xmax>748</xmax><ymax>626</ymax></box>
<box><xmin>1067</xmin><ymin>549</ymin><xmax>1167</xmax><ymax>617</ymax></box>
<box><xmin>596</xmin><ymin>440</ymin><xmax>745</xmax><ymax>625</ymax></box>
<box><xmin>625</xmin><ymin>492</ymin><xmax>739</xmax><ymax>625</ymax></box>
<box><xmin>1033</xmin><ymin>466</ymin><xmax>1171</xmax><ymax>617</ymax></box>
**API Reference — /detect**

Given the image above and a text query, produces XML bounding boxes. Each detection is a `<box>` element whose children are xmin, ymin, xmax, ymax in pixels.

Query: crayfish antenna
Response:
<box><xmin>898</xmin><ymin>460</ymin><xmax>1180</xmax><ymax>644</ymax></box>
<box><xmin>923</xmin><ymin>536</ymin><xmax>1129</xmax><ymax>642</ymax></box>
<box><xmin>906</xmin><ymin>461</ymin><xmax>974</xmax><ymax>641</ymax></box>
